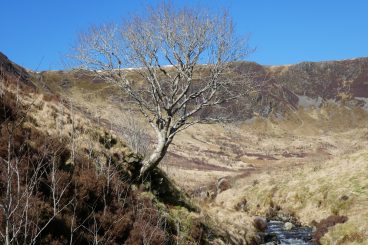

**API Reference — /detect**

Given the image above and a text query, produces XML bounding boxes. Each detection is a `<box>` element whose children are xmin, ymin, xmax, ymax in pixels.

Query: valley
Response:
<box><xmin>1</xmin><ymin>51</ymin><xmax>368</xmax><ymax>244</ymax></box>
<box><xmin>33</xmin><ymin>55</ymin><xmax>368</xmax><ymax>244</ymax></box>
<box><xmin>2</xmin><ymin>1</ymin><xmax>368</xmax><ymax>244</ymax></box>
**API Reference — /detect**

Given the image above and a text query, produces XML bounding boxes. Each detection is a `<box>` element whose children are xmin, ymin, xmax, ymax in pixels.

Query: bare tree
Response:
<box><xmin>72</xmin><ymin>2</ymin><xmax>252</xmax><ymax>177</ymax></box>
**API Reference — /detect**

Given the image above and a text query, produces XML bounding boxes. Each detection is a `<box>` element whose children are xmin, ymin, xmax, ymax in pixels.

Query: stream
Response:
<box><xmin>262</xmin><ymin>220</ymin><xmax>314</xmax><ymax>245</ymax></box>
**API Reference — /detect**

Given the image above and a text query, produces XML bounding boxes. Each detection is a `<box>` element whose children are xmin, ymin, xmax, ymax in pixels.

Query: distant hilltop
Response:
<box><xmin>2</xmin><ymin>51</ymin><xmax>368</xmax><ymax>119</ymax></box>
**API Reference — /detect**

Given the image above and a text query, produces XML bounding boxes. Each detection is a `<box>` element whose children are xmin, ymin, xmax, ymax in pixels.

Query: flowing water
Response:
<box><xmin>263</xmin><ymin>220</ymin><xmax>314</xmax><ymax>244</ymax></box>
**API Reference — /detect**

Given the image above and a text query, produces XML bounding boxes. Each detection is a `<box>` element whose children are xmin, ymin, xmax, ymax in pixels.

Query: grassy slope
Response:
<box><xmin>1</xmin><ymin>75</ymin><xmax>239</xmax><ymax>244</ymax></box>
<box><xmin>34</xmin><ymin>67</ymin><xmax>368</xmax><ymax>244</ymax></box>
<box><xmin>210</xmin><ymin>108</ymin><xmax>368</xmax><ymax>244</ymax></box>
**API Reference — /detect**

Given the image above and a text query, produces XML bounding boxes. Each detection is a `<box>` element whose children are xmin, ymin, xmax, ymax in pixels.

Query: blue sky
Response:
<box><xmin>1</xmin><ymin>0</ymin><xmax>367</xmax><ymax>70</ymax></box>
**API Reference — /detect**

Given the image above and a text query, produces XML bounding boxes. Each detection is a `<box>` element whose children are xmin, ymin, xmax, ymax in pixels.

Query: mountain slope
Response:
<box><xmin>3</xmin><ymin>53</ymin><xmax>368</xmax><ymax>244</ymax></box>
<box><xmin>33</xmin><ymin>57</ymin><xmax>368</xmax><ymax>120</ymax></box>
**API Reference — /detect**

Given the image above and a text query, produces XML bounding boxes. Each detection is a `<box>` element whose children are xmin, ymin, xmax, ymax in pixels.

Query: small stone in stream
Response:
<box><xmin>312</xmin><ymin>226</ymin><xmax>317</xmax><ymax>233</ymax></box>
<box><xmin>253</xmin><ymin>216</ymin><xmax>268</xmax><ymax>231</ymax></box>
<box><xmin>284</xmin><ymin>222</ymin><xmax>294</xmax><ymax>230</ymax></box>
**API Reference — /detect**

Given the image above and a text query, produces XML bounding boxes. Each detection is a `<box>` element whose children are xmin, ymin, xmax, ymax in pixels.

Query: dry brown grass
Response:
<box><xmin>31</xmin><ymin>68</ymin><xmax>368</xmax><ymax>243</ymax></box>
<box><xmin>205</xmin><ymin>115</ymin><xmax>368</xmax><ymax>243</ymax></box>
<box><xmin>152</xmin><ymin>106</ymin><xmax>367</xmax><ymax>243</ymax></box>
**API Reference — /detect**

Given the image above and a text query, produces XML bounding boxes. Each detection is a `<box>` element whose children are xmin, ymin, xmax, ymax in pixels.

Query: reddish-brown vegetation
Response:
<box><xmin>0</xmin><ymin>85</ymin><xmax>178</xmax><ymax>244</ymax></box>
<box><xmin>311</xmin><ymin>215</ymin><xmax>348</xmax><ymax>244</ymax></box>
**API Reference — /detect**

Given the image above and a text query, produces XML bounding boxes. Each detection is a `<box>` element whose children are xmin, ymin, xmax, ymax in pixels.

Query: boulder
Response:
<box><xmin>253</xmin><ymin>216</ymin><xmax>268</xmax><ymax>232</ymax></box>
<box><xmin>284</xmin><ymin>222</ymin><xmax>294</xmax><ymax>231</ymax></box>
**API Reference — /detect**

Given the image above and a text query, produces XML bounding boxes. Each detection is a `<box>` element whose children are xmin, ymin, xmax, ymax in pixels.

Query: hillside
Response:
<box><xmin>34</xmin><ymin>57</ymin><xmax>368</xmax><ymax>118</ymax></box>
<box><xmin>0</xmin><ymin>52</ymin><xmax>240</xmax><ymax>244</ymax></box>
<box><xmin>2</xmin><ymin>51</ymin><xmax>368</xmax><ymax>244</ymax></box>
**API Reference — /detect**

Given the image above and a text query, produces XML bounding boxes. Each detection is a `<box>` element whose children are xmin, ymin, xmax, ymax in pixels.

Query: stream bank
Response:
<box><xmin>262</xmin><ymin>220</ymin><xmax>313</xmax><ymax>244</ymax></box>
<box><xmin>256</xmin><ymin>210</ymin><xmax>315</xmax><ymax>245</ymax></box>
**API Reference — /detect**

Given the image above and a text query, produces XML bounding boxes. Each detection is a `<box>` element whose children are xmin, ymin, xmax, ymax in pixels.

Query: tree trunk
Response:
<box><xmin>139</xmin><ymin>131</ymin><xmax>169</xmax><ymax>178</ymax></box>
<box><xmin>5</xmin><ymin>224</ymin><xmax>10</xmax><ymax>245</ymax></box>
